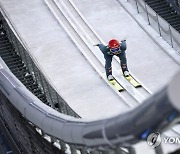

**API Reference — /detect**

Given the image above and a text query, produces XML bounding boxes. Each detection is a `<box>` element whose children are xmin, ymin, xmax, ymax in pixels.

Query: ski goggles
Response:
<box><xmin>110</xmin><ymin>47</ymin><xmax>120</xmax><ymax>53</ymax></box>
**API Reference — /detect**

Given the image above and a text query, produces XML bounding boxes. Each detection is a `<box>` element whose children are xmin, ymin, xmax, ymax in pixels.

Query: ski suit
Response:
<box><xmin>97</xmin><ymin>40</ymin><xmax>128</xmax><ymax>77</ymax></box>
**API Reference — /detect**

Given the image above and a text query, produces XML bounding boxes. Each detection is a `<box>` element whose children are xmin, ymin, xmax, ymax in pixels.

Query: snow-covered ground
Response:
<box><xmin>1</xmin><ymin>0</ymin><xmax>180</xmax><ymax>153</ymax></box>
<box><xmin>0</xmin><ymin>0</ymin><xmax>179</xmax><ymax>119</ymax></box>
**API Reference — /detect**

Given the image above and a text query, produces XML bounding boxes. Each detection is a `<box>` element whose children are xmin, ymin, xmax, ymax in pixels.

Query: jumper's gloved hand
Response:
<box><xmin>93</xmin><ymin>44</ymin><xmax>100</xmax><ymax>47</ymax></box>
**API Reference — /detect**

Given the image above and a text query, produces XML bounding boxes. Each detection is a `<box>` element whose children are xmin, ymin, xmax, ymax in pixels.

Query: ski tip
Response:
<box><xmin>125</xmin><ymin>74</ymin><xmax>142</xmax><ymax>88</ymax></box>
<box><xmin>134</xmin><ymin>84</ymin><xmax>142</xmax><ymax>88</ymax></box>
<box><xmin>118</xmin><ymin>88</ymin><xmax>124</xmax><ymax>92</ymax></box>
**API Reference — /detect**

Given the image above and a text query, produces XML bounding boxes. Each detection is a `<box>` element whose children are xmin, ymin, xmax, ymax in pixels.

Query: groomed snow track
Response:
<box><xmin>44</xmin><ymin>0</ymin><xmax>151</xmax><ymax>107</ymax></box>
<box><xmin>0</xmin><ymin>0</ymin><xmax>180</xmax><ymax>154</ymax></box>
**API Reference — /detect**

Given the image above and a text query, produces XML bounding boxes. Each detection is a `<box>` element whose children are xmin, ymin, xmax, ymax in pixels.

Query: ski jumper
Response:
<box><xmin>97</xmin><ymin>40</ymin><xmax>128</xmax><ymax>77</ymax></box>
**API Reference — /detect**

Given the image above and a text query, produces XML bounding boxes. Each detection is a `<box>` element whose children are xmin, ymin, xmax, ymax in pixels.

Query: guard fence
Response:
<box><xmin>127</xmin><ymin>0</ymin><xmax>180</xmax><ymax>54</ymax></box>
<box><xmin>0</xmin><ymin>6</ymin><xmax>79</xmax><ymax>118</ymax></box>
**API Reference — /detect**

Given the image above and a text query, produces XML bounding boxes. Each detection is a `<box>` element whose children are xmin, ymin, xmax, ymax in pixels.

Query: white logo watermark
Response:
<box><xmin>147</xmin><ymin>132</ymin><xmax>161</xmax><ymax>148</ymax></box>
<box><xmin>147</xmin><ymin>132</ymin><xmax>180</xmax><ymax>148</ymax></box>
<box><xmin>164</xmin><ymin>137</ymin><xmax>180</xmax><ymax>144</ymax></box>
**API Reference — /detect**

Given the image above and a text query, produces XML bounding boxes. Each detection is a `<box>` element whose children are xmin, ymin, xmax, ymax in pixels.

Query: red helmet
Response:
<box><xmin>108</xmin><ymin>39</ymin><xmax>120</xmax><ymax>49</ymax></box>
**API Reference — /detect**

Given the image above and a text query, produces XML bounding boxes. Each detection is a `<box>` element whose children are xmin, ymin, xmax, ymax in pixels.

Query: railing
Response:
<box><xmin>0</xmin><ymin>7</ymin><xmax>80</xmax><ymax>118</ymax></box>
<box><xmin>0</xmin><ymin>89</ymin><xmax>134</xmax><ymax>154</ymax></box>
<box><xmin>127</xmin><ymin>0</ymin><xmax>180</xmax><ymax>54</ymax></box>
<box><xmin>0</xmin><ymin>91</ymin><xmax>62</xmax><ymax>154</ymax></box>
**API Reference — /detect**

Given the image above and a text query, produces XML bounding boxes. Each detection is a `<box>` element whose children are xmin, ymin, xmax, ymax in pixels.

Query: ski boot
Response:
<box><xmin>124</xmin><ymin>71</ymin><xmax>130</xmax><ymax>77</ymax></box>
<box><xmin>107</xmin><ymin>75</ymin><xmax>114</xmax><ymax>81</ymax></box>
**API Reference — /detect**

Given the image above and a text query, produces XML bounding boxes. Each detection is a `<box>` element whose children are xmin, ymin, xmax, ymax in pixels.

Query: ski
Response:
<box><xmin>124</xmin><ymin>75</ymin><xmax>141</xmax><ymax>88</ymax></box>
<box><xmin>108</xmin><ymin>79</ymin><xmax>124</xmax><ymax>92</ymax></box>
